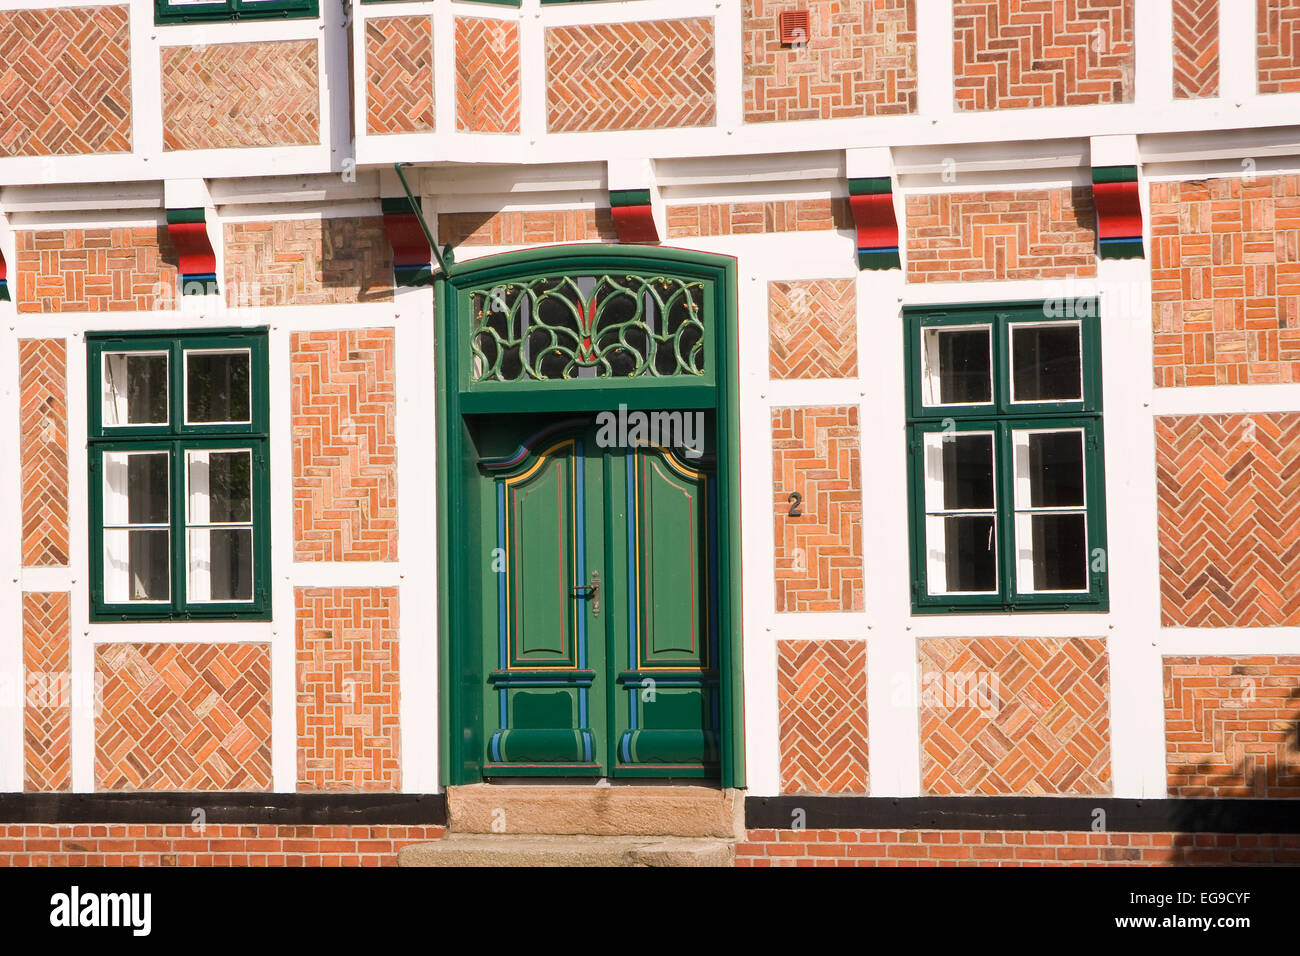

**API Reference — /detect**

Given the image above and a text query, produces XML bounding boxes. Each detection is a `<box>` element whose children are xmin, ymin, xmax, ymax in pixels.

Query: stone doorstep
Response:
<box><xmin>398</xmin><ymin>834</ymin><xmax>735</xmax><ymax>868</ymax></box>
<box><xmin>446</xmin><ymin>784</ymin><xmax>745</xmax><ymax>839</ymax></box>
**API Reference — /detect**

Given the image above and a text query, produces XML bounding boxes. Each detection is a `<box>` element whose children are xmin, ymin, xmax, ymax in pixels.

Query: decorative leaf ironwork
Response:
<box><xmin>469</xmin><ymin>274</ymin><xmax>706</xmax><ymax>382</ymax></box>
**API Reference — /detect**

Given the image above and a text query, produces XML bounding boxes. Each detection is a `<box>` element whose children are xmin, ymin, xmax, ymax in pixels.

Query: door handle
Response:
<box><xmin>570</xmin><ymin>570</ymin><xmax>600</xmax><ymax>617</ymax></box>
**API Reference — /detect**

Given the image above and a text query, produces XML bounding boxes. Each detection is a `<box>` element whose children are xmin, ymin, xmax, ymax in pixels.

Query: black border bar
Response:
<box><xmin>746</xmin><ymin>796</ymin><xmax>1300</xmax><ymax>833</ymax></box>
<box><xmin>0</xmin><ymin>793</ymin><xmax>447</xmax><ymax>826</ymax></box>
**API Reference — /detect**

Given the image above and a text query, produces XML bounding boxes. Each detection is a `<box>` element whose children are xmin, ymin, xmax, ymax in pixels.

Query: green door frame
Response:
<box><xmin>434</xmin><ymin>245</ymin><xmax>744</xmax><ymax>788</ymax></box>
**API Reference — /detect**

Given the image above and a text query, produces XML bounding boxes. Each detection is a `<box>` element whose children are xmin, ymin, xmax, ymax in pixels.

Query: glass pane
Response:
<box><xmin>1026</xmin><ymin>431</ymin><xmax>1085</xmax><ymax>508</ymax></box>
<box><xmin>102</xmin><ymin>353</ymin><xmax>167</xmax><ymax>426</ymax></box>
<box><xmin>186</xmin><ymin>351</ymin><xmax>251</xmax><ymax>424</ymax></box>
<box><xmin>935</xmin><ymin>433</ymin><xmax>995</xmax><ymax>510</ymax></box>
<box><xmin>1012</xmin><ymin>324</ymin><xmax>1082</xmax><ymax>402</ymax></box>
<box><xmin>104</xmin><ymin>528</ymin><xmax>170</xmax><ymax>602</ymax></box>
<box><xmin>926</xmin><ymin>514</ymin><xmax>997</xmax><ymax>594</ymax></box>
<box><xmin>187</xmin><ymin>450</ymin><xmax>252</xmax><ymax>524</ymax></box>
<box><xmin>1021</xmin><ymin>513</ymin><xmax>1088</xmax><ymax>591</ymax></box>
<box><xmin>922</xmin><ymin>327</ymin><xmax>991</xmax><ymax>405</ymax></box>
<box><xmin>102</xmin><ymin>452</ymin><xmax>169</xmax><ymax>526</ymax></box>
<box><xmin>188</xmin><ymin>528</ymin><xmax>253</xmax><ymax>602</ymax></box>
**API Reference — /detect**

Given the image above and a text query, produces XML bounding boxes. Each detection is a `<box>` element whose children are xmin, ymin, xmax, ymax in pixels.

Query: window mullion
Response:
<box><xmin>996</xmin><ymin>420</ymin><xmax>1015</xmax><ymax>605</ymax></box>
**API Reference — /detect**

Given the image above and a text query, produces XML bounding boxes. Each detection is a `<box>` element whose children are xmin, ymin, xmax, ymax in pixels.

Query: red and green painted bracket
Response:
<box><xmin>849</xmin><ymin>177</ymin><xmax>900</xmax><ymax>270</ymax></box>
<box><xmin>609</xmin><ymin>189</ymin><xmax>659</xmax><ymax>244</ymax></box>
<box><xmin>382</xmin><ymin>196</ymin><xmax>434</xmax><ymax>286</ymax></box>
<box><xmin>165</xmin><ymin>207</ymin><xmax>218</xmax><ymax>295</ymax></box>
<box><xmin>0</xmin><ymin>248</ymin><xmax>8</xmax><ymax>302</ymax></box>
<box><xmin>1092</xmin><ymin>165</ymin><xmax>1144</xmax><ymax>260</ymax></box>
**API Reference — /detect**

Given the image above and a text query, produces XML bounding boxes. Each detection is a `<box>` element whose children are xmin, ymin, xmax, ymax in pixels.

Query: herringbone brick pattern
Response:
<box><xmin>437</xmin><ymin>208</ymin><xmax>617</xmax><ymax>247</ymax></box>
<box><xmin>546</xmin><ymin>19</ymin><xmax>716</xmax><ymax>132</ymax></box>
<box><xmin>953</xmin><ymin>0</ymin><xmax>1135</xmax><ymax>110</ymax></box>
<box><xmin>744</xmin><ymin>0</ymin><xmax>916</xmax><ymax>122</ymax></box>
<box><xmin>777</xmin><ymin>640</ymin><xmax>869</xmax><ymax>793</ymax></box>
<box><xmin>1165</xmin><ymin>656</ymin><xmax>1300</xmax><ymax>796</ymax></box>
<box><xmin>1151</xmin><ymin>175</ymin><xmax>1300</xmax><ymax>386</ymax></box>
<box><xmin>905</xmin><ymin>187</ymin><xmax>1098</xmax><ymax>282</ymax></box>
<box><xmin>224</xmin><ymin>218</ymin><xmax>393</xmax><ymax>307</ymax></box>
<box><xmin>15</xmin><ymin>228</ymin><xmax>176</xmax><ymax>313</ymax></box>
<box><xmin>297</xmin><ymin>588</ymin><xmax>401</xmax><ymax>792</ymax></box>
<box><xmin>666</xmin><ymin>199</ymin><xmax>852</xmax><ymax>238</ymax></box>
<box><xmin>769</xmin><ymin>280</ymin><xmax>858</xmax><ymax>379</ymax></box>
<box><xmin>456</xmin><ymin>17</ymin><xmax>520</xmax><ymax>133</ymax></box>
<box><xmin>19</xmin><ymin>340</ymin><xmax>68</xmax><ymax>568</ymax></box>
<box><xmin>920</xmin><ymin>638</ymin><xmax>1111</xmax><ymax>795</ymax></box>
<box><xmin>366</xmin><ymin>16</ymin><xmax>434</xmax><ymax>135</ymax></box>
<box><xmin>1173</xmin><ymin>0</ymin><xmax>1219</xmax><ymax>98</ymax></box>
<box><xmin>95</xmin><ymin>643</ymin><xmax>272</xmax><ymax>792</ymax></box>
<box><xmin>0</xmin><ymin>6</ymin><xmax>131</xmax><ymax>156</ymax></box>
<box><xmin>161</xmin><ymin>40</ymin><xmax>319</xmax><ymax>150</ymax></box>
<box><xmin>1156</xmin><ymin>413</ymin><xmax>1300</xmax><ymax>627</ymax></box>
<box><xmin>1258</xmin><ymin>0</ymin><xmax>1300</xmax><ymax>94</ymax></box>
<box><xmin>23</xmin><ymin>593</ymin><xmax>70</xmax><ymax>793</ymax></box>
<box><xmin>291</xmin><ymin>330</ymin><xmax>397</xmax><ymax>563</ymax></box>
<box><xmin>771</xmin><ymin>407</ymin><xmax>863</xmax><ymax>612</ymax></box>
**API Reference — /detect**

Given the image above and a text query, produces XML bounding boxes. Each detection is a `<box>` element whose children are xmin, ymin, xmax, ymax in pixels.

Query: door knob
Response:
<box><xmin>570</xmin><ymin>570</ymin><xmax>600</xmax><ymax>617</ymax></box>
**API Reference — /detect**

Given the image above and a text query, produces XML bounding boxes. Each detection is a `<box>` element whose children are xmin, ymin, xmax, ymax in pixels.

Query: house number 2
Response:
<box><xmin>787</xmin><ymin>492</ymin><xmax>803</xmax><ymax>517</ymax></box>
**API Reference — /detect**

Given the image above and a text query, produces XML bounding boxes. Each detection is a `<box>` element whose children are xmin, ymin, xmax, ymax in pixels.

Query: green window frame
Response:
<box><xmin>904</xmin><ymin>301</ymin><xmax>1108</xmax><ymax>613</ymax></box>
<box><xmin>155</xmin><ymin>0</ymin><xmax>317</xmax><ymax>25</ymax></box>
<box><xmin>87</xmin><ymin>328</ymin><xmax>271</xmax><ymax>622</ymax></box>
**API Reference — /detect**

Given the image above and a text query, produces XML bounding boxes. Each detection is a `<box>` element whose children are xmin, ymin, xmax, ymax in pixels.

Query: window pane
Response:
<box><xmin>187</xmin><ymin>450</ymin><xmax>252</xmax><ymax>524</ymax></box>
<box><xmin>1027</xmin><ymin>513</ymin><xmax>1088</xmax><ymax>591</ymax></box>
<box><xmin>1011</xmin><ymin>324</ymin><xmax>1082</xmax><ymax>402</ymax></box>
<box><xmin>926</xmin><ymin>515</ymin><xmax>997</xmax><ymax>593</ymax></box>
<box><xmin>104</xmin><ymin>529</ymin><xmax>170</xmax><ymax>602</ymax></box>
<box><xmin>102</xmin><ymin>353</ymin><xmax>167</xmax><ymax>426</ymax></box>
<box><xmin>188</xmin><ymin>528</ymin><xmax>253</xmax><ymax>602</ymax></box>
<box><xmin>102</xmin><ymin>452</ymin><xmax>169</xmax><ymax>526</ymax></box>
<box><xmin>934</xmin><ymin>433</ymin><xmax>995</xmax><ymax>510</ymax></box>
<box><xmin>1027</xmin><ymin>431</ymin><xmax>1084</xmax><ymax>507</ymax></box>
<box><xmin>923</xmin><ymin>327</ymin><xmax>991</xmax><ymax>405</ymax></box>
<box><xmin>186</xmin><ymin>351</ymin><xmax>251</xmax><ymax>424</ymax></box>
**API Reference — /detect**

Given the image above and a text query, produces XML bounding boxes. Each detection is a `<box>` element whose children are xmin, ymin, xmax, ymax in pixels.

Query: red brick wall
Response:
<box><xmin>1258</xmin><ymin>0</ymin><xmax>1300</xmax><ymax>94</ymax></box>
<box><xmin>16</xmin><ymin>228</ymin><xmax>176</xmax><ymax>313</ymax></box>
<box><xmin>366</xmin><ymin>16</ymin><xmax>434</xmax><ymax>135</ymax></box>
<box><xmin>96</xmin><ymin>644</ymin><xmax>273</xmax><ymax>792</ymax></box>
<box><xmin>0</xmin><ymin>824</ymin><xmax>444</xmax><ymax>867</ymax></box>
<box><xmin>296</xmin><ymin>587</ymin><xmax>401</xmax><ymax>792</ymax></box>
<box><xmin>23</xmin><ymin>593</ymin><xmax>71</xmax><ymax>793</ymax></box>
<box><xmin>457</xmin><ymin>17</ymin><xmax>521</xmax><ymax>134</ymax></box>
<box><xmin>1156</xmin><ymin>413</ymin><xmax>1300</xmax><ymax>627</ymax></box>
<box><xmin>743</xmin><ymin>0</ymin><xmax>917</xmax><ymax>123</ymax></box>
<box><xmin>906</xmin><ymin>187</ymin><xmax>1097</xmax><ymax>282</ymax></box>
<box><xmin>438</xmin><ymin>209</ymin><xmax>617</xmax><ymax>247</ymax></box>
<box><xmin>224</xmin><ymin>218</ymin><xmax>393</xmax><ymax>307</ymax></box>
<box><xmin>162</xmin><ymin>40</ymin><xmax>320</xmax><ymax>150</ymax></box>
<box><xmin>777</xmin><ymin>640</ymin><xmax>869</xmax><ymax>793</ymax></box>
<box><xmin>919</xmin><ymin>638</ymin><xmax>1111</xmax><ymax>795</ymax></box>
<box><xmin>769</xmin><ymin>279</ymin><xmax>858</xmax><ymax>380</ymax></box>
<box><xmin>771</xmin><ymin>406</ymin><xmax>864</xmax><ymax>612</ymax></box>
<box><xmin>291</xmin><ymin>329</ymin><xmax>398</xmax><ymax>563</ymax></box>
<box><xmin>737</xmin><ymin>829</ymin><xmax>1300</xmax><ymax>865</ymax></box>
<box><xmin>953</xmin><ymin>0</ymin><xmax>1135</xmax><ymax>110</ymax></box>
<box><xmin>1173</xmin><ymin>0</ymin><xmax>1219</xmax><ymax>98</ymax></box>
<box><xmin>0</xmin><ymin>6</ymin><xmax>131</xmax><ymax>157</ymax></box>
<box><xmin>19</xmin><ymin>339</ymin><xmax>68</xmax><ymax>567</ymax></box>
<box><xmin>1165</xmin><ymin>656</ymin><xmax>1300</xmax><ymax>797</ymax></box>
<box><xmin>666</xmin><ymin>199</ymin><xmax>851</xmax><ymax>238</ymax></box>
<box><xmin>1151</xmin><ymin>175</ymin><xmax>1300</xmax><ymax>387</ymax></box>
<box><xmin>546</xmin><ymin>19</ymin><xmax>716</xmax><ymax>132</ymax></box>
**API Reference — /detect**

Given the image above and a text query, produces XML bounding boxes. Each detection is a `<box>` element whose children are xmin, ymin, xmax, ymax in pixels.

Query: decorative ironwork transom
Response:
<box><xmin>469</xmin><ymin>274</ymin><xmax>706</xmax><ymax>382</ymax></box>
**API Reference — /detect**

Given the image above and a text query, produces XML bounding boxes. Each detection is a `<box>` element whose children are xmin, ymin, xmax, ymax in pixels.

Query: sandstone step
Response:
<box><xmin>446</xmin><ymin>784</ymin><xmax>743</xmax><ymax>839</ymax></box>
<box><xmin>398</xmin><ymin>833</ymin><xmax>734</xmax><ymax>868</ymax></box>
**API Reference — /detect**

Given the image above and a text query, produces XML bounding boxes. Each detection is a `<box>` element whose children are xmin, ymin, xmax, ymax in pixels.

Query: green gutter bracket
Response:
<box><xmin>394</xmin><ymin>162</ymin><xmax>454</xmax><ymax>275</ymax></box>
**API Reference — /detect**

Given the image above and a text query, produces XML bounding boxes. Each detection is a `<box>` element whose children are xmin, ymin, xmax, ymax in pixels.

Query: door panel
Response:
<box><xmin>475</xmin><ymin>414</ymin><xmax>716</xmax><ymax>778</ymax></box>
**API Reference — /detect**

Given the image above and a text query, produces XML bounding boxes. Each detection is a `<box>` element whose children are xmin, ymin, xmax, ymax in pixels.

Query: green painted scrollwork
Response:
<box><xmin>469</xmin><ymin>274</ymin><xmax>706</xmax><ymax>382</ymax></box>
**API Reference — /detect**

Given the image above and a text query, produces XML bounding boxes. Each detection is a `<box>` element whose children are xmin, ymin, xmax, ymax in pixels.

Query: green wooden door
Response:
<box><xmin>473</xmin><ymin>414</ymin><xmax>718</xmax><ymax>778</ymax></box>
